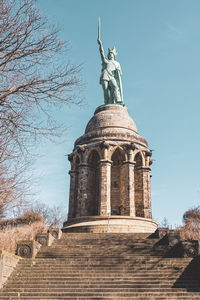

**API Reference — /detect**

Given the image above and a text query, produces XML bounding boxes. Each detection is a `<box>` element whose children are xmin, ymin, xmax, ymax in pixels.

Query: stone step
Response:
<box><xmin>0</xmin><ymin>294</ymin><xmax>200</xmax><ymax>300</ymax></box>
<box><xmin>13</xmin><ymin>269</ymin><xmax>186</xmax><ymax>275</ymax></box>
<box><xmin>1</xmin><ymin>232</ymin><xmax>199</xmax><ymax>299</ymax></box>
<box><xmin>9</xmin><ymin>269</ymin><xmax>189</xmax><ymax>274</ymax></box>
<box><xmin>4</xmin><ymin>283</ymin><xmax>200</xmax><ymax>289</ymax></box>
<box><xmin>18</xmin><ymin>258</ymin><xmax>190</xmax><ymax>263</ymax></box>
<box><xmin>1</xmin><ymin>291</ymin><xmax>200</xmax><ymax>297</ymax></box>
<box><xmin>16</xmin><ymin>264</ymin><xmax>190</xmax><ymax>269</ymax></box>
<box><xmin>55</xmin><ymin>241</ymin><xmax>159</xmax><ymax>245</ymax></box>
<box><xmin>15</xmin><ymin>263</ymin><xmax>188</xmax><ymax>268</ymax></box>
<box><xmin>6</xmin><ymin>275</ymin><xmax>185</xmax><ymax>281</ymax></box>
<box><xmin>1</xmin><ymin>288</ymin><xmax>196</xmax><ymax>294</ymax></box>
<box><xmin>37</xmin><ymin>254</ymin><xmax>169</xmax><ymax>258</ymax></box>
<box><xmin>6</xmin><ymin>278</ymin><xmax>199</xmax><ymax>283</ymax></box>
<box><xmin>19</xmin><ymin>257</ymin><xmax>192</xmax><ymax>263</ymax></box>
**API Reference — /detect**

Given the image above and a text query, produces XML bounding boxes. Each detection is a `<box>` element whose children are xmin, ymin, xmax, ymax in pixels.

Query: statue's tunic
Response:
<box><xmin>100</xmin><ymin>59</ymin><xmax>121</xmax><ymax>83</ymax></box>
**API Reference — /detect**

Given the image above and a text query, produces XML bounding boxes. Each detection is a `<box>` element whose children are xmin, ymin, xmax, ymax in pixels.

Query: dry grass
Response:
<box><xmin>0</xmin><ymin>221</ymin><xmax>47</xmax><ymax>254</ymax></box>
<box><xmin>176</xmin><ymin>221</ymin><xmax>200</xmax><ymax>245</ymax></box>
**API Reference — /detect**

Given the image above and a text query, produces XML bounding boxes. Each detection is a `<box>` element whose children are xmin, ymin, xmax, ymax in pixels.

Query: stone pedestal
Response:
<box><xmin>63</xmin><ymin>216</ymin><xmax>157</xmax><ymax>233</ymax></box>
<box><xmin>63</xmin><ymin>105</ymin><xmax>157</xmax><ymax>233</ymax></box>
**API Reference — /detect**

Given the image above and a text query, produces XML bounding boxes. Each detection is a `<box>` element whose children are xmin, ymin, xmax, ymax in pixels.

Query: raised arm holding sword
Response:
<box><xmin>97</xmin><ymin>18</ymin><xmax>124</xmax><ymax>105</ymax></box>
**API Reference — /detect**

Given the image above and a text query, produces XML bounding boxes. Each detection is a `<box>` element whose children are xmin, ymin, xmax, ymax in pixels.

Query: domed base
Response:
<box><xmin>75</xmin><ymin>104</ymin><xmax>148</xmax><ymax>147</ymax></box>
<box><xmin>62</xmin><ymin>216</ymin><xmax>157</xmax><ymax>233</ymax></box>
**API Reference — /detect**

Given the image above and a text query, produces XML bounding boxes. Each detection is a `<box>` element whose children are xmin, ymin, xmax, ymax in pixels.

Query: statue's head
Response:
<box><xmin>108</xmin><ymin>47</ymin><xmax>117</xmax><ymax>60</ymax></box>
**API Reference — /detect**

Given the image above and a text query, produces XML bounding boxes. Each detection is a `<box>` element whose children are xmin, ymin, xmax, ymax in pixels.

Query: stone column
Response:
<box><xmin>68</xmin><ymin>169</ymin><xmax>77</xmax><ymax>219</ymax></box>
<box><xmin>142</xmin><ymin>167</ymin><xmax>152</xmax><ymax>219</ymax></box>
<box><xmin>99</xmin><ymin>159</ymin><xmax>112</xmax><ymax>216</ymax></box>
<box><xmin>76</xmin><ymin>163</ymin><xmax>90</xmax><ymax>217</ymax></box>
<box><xmin>120</xmin><ymin>161</ymin><xmax>135</xmax><ymax>216</ymax></box>
<box><xmin>135</xmin><ymin>166</ymin><xmax>152</xmax><ymax>219</ymax></box>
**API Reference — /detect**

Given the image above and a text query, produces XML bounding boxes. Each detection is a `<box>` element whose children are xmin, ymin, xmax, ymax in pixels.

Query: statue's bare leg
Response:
<box><xmin>102</xmin><ymin>81</ymin><xmax>109</xmax><ymax>104</ymax></box>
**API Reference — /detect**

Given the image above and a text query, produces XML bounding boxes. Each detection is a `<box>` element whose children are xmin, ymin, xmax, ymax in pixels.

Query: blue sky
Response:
<box><xmin>34</xmin><ymin>0</ymin><xmax>200</xmax><ymax>227</ymax></box>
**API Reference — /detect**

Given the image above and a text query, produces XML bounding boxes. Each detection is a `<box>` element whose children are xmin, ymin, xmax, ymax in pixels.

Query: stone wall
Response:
<box><xmin>67</xmin><ymin>141</ymin><xmax>152</xmax><ymax>221</ymax></box>
<box><xmin>0</xmin><ymin>250</ymin><xmax>20</xmax><ymax>288</ymax></box>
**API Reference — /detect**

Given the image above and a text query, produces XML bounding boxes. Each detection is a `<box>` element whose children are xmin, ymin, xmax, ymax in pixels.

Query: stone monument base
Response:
<box><xmin>62</xmin><ymin>216</ymin><xmax>157</xmax><ymax>233</ymax></box>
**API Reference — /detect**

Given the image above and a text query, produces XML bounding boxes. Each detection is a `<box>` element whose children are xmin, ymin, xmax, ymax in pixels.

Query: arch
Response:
<box><xmin>108</xmin><ymin>144</ymin><xmax>128</xmax><ymax>161</ymax></box>
<box><xmin>133</xmin><ymin>150</ymin><xmax>145</xmax><ymax>167</ymax></box>
<box><xmin>85</xmin><ymin>147</ymin><xmax>102</xmax><ymax>162</ymax></box>
<box><xmin>111</xmin><ymin>148</ymin><xmax>126</xmax><ymax>216</ymax></box>
<box><xmin>88</xmin><ymin>150</ymin><xmax>100</xmax><ymax>166</ymax></box>
<box><xmin>87</xmin><ymin>150</ymin><xmax>100</xmax><ymax>216</ymax></box>
<box><xmin>134</xmin><ymin>152</ymin><xmax>144</xmax><ymax>217</ymax></box>
<box><xmin>75</xmin><ymin>155</ymin><xmax>80</xmax><ymax>167</ymax></box>
<box><xmin>71</xmin><ymin>153</ymin><xmax>80</xmax><ymax>167</ymax></box>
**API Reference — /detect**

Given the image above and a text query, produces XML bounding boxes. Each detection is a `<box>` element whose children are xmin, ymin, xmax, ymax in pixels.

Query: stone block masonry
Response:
<box><xmin>0</xmin><ymin>250</ymin><xmax>20</xmax><ymax>288</ymax></box>
<box><xmin>64</xmin><ymin>105</ymin><xmax>154</xmax><ymax>233</ymax></box>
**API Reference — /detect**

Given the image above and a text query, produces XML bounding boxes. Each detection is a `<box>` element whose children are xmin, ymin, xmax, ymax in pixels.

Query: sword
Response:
<box><xmin>98</xmin><ymin>17</ymin><xmax>101</xmax><ymax>41</ymax></box>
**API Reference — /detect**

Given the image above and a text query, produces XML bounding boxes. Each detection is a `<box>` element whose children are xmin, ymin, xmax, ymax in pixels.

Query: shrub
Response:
<box><xmin>176</xmin><ymin>221</ymin><xmax>200</xmax><ymax>244</ymax></box>
<box><xmin>0</xmin><ymin>211</ymin><xmax>44</xmax><ymax>229</ymax></box>
<box><xmin>175</xmin><ymin>206</ymin><xmax>200</xmax><ymax>245</ymax></box>
<box><xmin>183</xmin><ymin>206</ymin><xmax>200</xmax><ymax>227</ymax></box>
<box><xmin>0</xmin><ymin>221</ymin><xmax>47</xmax><ymax>254</ymax></box>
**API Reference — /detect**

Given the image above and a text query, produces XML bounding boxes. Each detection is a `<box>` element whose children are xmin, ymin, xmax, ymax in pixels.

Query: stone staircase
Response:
<box><xmin>0</xmin><ymin>232</ymin><xmax>200</xmax><ymax>299</ymax></box>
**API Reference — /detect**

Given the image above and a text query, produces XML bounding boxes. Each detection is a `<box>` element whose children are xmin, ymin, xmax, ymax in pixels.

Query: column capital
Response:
<box><xmin>121</xmin><ymin>160</ymin><xmax>136</xmax><ymax>166</ymax></box>
<box><xmin>78</xmin><ymin>163</ymin><xmax>89</xmax><ymax>167</ymax></box>
<box><xmin>135</xmin><ymin>166</ymin><xmax>151</xmax><ymax>171</ymax></box>
<box><xmin>68</xmin><ymin>170</ymin><xmax>77</xmax><ymax>175</ymax></box>
<box><xmin>98</xmin><ymin>159</ymin><xmax>113</xmax><ymax>165</ymax></box>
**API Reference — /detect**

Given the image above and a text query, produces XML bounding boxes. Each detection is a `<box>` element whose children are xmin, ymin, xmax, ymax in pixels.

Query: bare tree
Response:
<box><xmin>24</xmin><ymin>201</ymin><xmax>66</xmax><ymax>228</ymax></box>
<box><xmin>160</xmin><ymin>217</ymin><xmax>169</xmax><ymax>228</ymax></box>
<box><xmin>0</xmin><ymin>160</ymin><xmax>31</xmax><ymax>218</ymax></box>
<box><xmin>0</xmin><ymin>0</ymin><xmax>80</xmax><ymax>146</ymax></box>
<box><xmin>0</xmin><ymin>0</ymin><xmax>81</xmax><ymax>218</ymax></box>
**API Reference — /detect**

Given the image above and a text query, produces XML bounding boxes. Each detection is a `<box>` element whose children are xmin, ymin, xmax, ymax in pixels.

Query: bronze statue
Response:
<box><xmin>97</xmin><ymin>18</ymin><xmax>124</xmax><ymax>105</ymax></box>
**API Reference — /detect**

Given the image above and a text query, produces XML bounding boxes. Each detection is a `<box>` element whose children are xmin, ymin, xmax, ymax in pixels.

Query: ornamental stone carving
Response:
<box><xmin>18</xmin><ymin>245</ymin><xmax>31</xmax><ymax>258</ymax></box>
<box><xmin>16</xmin><ymin>240</ymin><xmax>41</xmax><ymax>258</ymax></box>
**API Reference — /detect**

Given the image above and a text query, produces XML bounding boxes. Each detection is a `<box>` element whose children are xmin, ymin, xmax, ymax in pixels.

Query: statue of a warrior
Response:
<box><xmin>97</xmin><ymin>19</ymin><xmax>124</xmax><ymax>105</ymax></box>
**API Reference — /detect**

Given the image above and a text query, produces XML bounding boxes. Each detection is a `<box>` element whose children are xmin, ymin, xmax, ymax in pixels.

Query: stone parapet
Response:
<box><xmin>48</xmin><ymin>228</ymin><xmax>62</xmax><ymax>239</ymax></box>
<box><xmin>35</xmin><ymin>232</ymin><xmax>55</xmax><ymax>246</ymax></box>
<box><xmin>0</xmin><ymin>250</ymin><xmax>20</xmax><ymax>288</ymax></box>
<box><xmin>16</xmin><ymin>240</ymin><xmax>41</xmax><ymax>258</ymax></box>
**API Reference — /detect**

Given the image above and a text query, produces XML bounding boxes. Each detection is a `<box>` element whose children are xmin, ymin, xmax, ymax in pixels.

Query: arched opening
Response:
<box><xmin>73</xmin><ymin>156</ymin><xmax>80</xmax><ymax>218</ymax></box>
<box><xmin>111</xmin><ymin>148</ymin><xmax>125</xmax><ymax>215</ymax></box>
<box><xmin>134</xmin><ymin>152</ymin><xmax>144</xmax><ymax>217</ymax></box>
<box><xmin>87</xmin><ymin>150</ymin><xmax>100</xmax><ymax>216</ymax></box>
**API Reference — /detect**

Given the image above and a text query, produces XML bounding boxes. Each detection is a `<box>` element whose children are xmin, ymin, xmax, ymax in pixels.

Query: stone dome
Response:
<box><xmin>75</xmin><ymin>105</ymin><xmax>148</xmax><ymax>147</ymax></box>
<box><xmin>85</xmin><ymin>105</ymin><xmax>137</xmax><ymax>134</ymax></box>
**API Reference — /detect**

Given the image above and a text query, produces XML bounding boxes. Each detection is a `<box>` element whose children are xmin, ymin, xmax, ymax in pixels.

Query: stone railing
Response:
<box><xmin>16</xmin><ymin>228</ymin><xmax>62</xmax><ymax>258</ymax></box>
<box><xmin>0</xmin><ymin>228</ymin><xmax>62</xmax><ymax>288</ymax></box>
